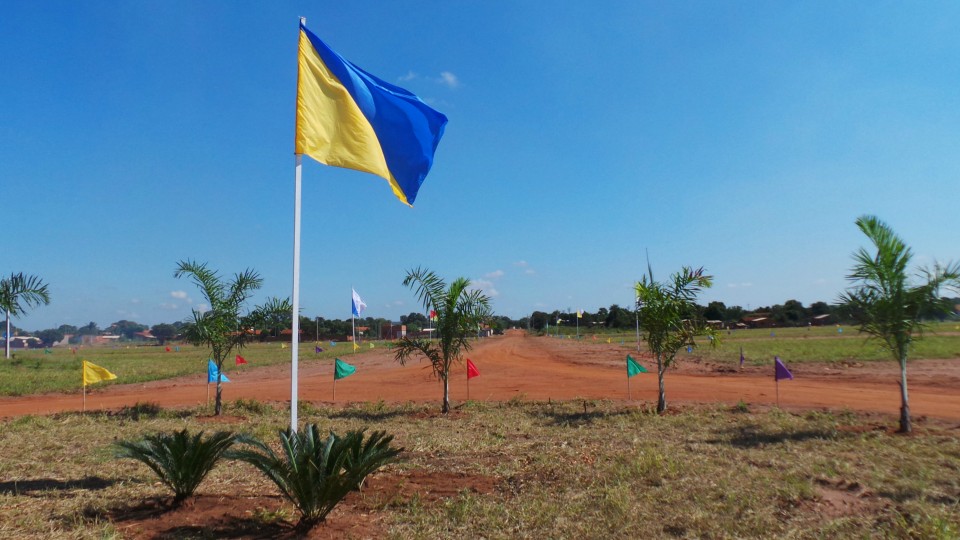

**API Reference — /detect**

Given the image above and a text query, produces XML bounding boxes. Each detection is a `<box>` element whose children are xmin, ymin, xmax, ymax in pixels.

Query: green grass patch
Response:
<box><xmin>0</xmin><ymin>341</ymin><xmax>378</xmax><ymax>396</ymax></box>
<box><xmin>0</xmin><ymin>401</ymin><xmax>957</xmax><ymax>538</ymax></box>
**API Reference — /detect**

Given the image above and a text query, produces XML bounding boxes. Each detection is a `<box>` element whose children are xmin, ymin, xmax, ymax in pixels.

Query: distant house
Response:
<box><xmin>380</xmin><ymin>324</ymin><xmax>407</xmax><ymax>340</ymax></box>
<box><xmin>77</xmin><ymin>334</ymin><xmax>121</xmax><ymax>346</ymax></box>
<box><xmin>706</xmin><ymin>320</ymin><xmax>723</xmax><ymax>329</ymax></box>
<box><xmin>741</xmin><ymin>314</ymin><xmax>774</xmax><ymax>329</ymax></box>
<box><xmin>810</xmin><ymin>314</ymin><xmax>831</xmax><ymax>326</ymax></box>
<box><xmin>0</xmin><ymin>336</ymin><xmax>42</xmax><ymax>349</ymax></box>
<box><xmin>133</xmin><ymin>330</ymin><xmax>157</xmax><ymax>341</ymax></box>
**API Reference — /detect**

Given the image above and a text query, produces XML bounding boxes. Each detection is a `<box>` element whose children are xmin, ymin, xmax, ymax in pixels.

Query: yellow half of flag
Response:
<box><xmin>82</xmin><ymin>361</ymin><xmax>117</xmax><ymax>386</ymax></box>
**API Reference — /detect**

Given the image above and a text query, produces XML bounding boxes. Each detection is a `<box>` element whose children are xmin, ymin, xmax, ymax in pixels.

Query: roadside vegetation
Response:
<box><xmin>0</xmin><ymin>400</ymin><xmax>956</xmax><ymax>538</ymax></box>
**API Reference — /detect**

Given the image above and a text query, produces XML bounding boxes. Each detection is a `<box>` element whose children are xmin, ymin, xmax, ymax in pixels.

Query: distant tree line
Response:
<box><xmin>16</xmin><ymin>311</ymin><xmax>528</xmax><ymax>348</ymax></box>
<box><xmin>527</xmin><ymin>296</ymin><xmax>960</xmax><ymax>332</ymax></box>
<box><xmin>13</xmin><ymin>295</ymin><xmax>957</xmax><ymax>347</ymax></box>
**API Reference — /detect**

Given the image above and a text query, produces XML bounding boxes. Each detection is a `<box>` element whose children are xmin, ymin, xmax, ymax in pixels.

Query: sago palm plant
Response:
<box><xmin>114</xmin><ymin>429</ymin><xmax>237</xmax><ymax>505</ymax></box>
<box><xmin>230</xmin><ymin>424</ymin><xmax>402</xmax><ymax>530</ymax></box>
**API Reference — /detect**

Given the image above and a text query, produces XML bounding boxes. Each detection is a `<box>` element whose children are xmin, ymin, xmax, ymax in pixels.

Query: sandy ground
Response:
<box><xmin>2</xmin><ymin>330</ymin><xmax>958</xmax><ymax>420</ymax></box>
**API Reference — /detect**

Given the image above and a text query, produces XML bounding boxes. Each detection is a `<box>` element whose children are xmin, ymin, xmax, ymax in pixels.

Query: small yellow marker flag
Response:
<box><xmin>353</xmin><ymin>342</ymin><xmax>360</xmax><ymax>351</ymax></box>
<box><xmin>82</xmin><ymin>361</ymin><xmax>117</xmax><ymax>386</ymax></box>
<box><xmin>281</xmin><ymin>343</ymin><xmax>288</xmax><ymax>349</ymax></box>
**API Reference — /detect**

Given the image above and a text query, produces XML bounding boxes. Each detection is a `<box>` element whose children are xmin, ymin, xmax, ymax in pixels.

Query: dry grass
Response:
<box><xmin>0</xmin><ymin>399</ymin><xmax>958</xmax><ymax>539</ymax></box>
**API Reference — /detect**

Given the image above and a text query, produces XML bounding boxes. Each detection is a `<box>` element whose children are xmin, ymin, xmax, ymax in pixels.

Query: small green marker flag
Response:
<box><xmin>334</xmin><ymin>358</ymin><xmax>356</xmax><ymax>380</ymax></box>
<box><xmin>627</xmin><ymin>354</ymin><xmax>647</xmax><ymax>378</ymax></box>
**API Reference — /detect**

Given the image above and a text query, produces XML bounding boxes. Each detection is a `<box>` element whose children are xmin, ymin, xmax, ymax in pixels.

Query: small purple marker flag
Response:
<box><xmin>774</xmin><ymin>356</ymin><xmax>793</xmax><ymax>381</ymax></box>
<box><xmin>315</xmin><ymin>346</ymin><xmax>323</xmax><ymax>353</ymax></box>
<box><xmin>739</xmin><ymin>347</ymin><xmax>744</xmax><ymax>368</ymax></box>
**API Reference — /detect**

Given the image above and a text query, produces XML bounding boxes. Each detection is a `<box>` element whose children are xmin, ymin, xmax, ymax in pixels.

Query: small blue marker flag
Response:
<box><xmin>207</xmin><ymin>359</ymin><xmax>230</xmax><ymax>383</ymax></box>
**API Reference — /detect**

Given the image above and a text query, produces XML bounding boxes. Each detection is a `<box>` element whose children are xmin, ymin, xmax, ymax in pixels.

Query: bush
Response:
<box><xmin>230</xmin><ymin>424</ymin><xmax>402</xmax><ymax>530</ymax></box>
<box><xmin>114</xmin><ymin>429</ymin><xmax>236</xmax><ymax>505</ymax></box>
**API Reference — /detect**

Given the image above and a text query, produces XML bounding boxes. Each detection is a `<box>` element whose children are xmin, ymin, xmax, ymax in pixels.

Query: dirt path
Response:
<box><xmin>2</xmin><ymin>330</ymin><xmax>958</xmax><ymax>420</ymax></box>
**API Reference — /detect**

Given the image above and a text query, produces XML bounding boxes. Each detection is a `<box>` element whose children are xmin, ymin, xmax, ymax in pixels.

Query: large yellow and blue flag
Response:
<box><xmin>295</xmin><ymin>22</ymin><xmax>448</xmax><ymax>206</ymax></box>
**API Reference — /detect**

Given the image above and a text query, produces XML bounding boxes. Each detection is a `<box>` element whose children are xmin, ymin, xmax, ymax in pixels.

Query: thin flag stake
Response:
<box><xmin>333</xmin><ymin>376</ymin><xmax>336</xmax><ymax>401</ymax></box>
<box><xmin>82</xmin><ymin>380</ymin><xmax>86</xmax><ymax>412</ymax></box>
<box><xmin>627</xmin><ymin>371</ymin><xmax>631</xmax><ymax>401</ymax></box>
<box><xmin>351</xmin><ymin>285</ymin><xmax>356</xmax><ymax>354</ymax></box>
<box><xmin>289</xmin><ymin>153</ymin><xmax>303</xmax><ymax>433</ymax></box>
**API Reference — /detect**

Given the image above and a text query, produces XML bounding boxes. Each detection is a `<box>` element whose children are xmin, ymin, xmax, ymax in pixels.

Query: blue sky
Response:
<box><xmin>3</xmin><ymin>2</ymin><xmax>959</xmax><ymax>331</ymax></box>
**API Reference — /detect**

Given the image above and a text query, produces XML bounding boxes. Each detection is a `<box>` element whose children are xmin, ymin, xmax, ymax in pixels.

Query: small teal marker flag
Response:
<box><xmin>334</xmin><ymin>358</ymin><xmax>356</xmax><ymax>380</ymax></box>
<box><xmin>627</xmin><ymin>354</ymin><xmax>648</xmax><ymax>378</ymax></box>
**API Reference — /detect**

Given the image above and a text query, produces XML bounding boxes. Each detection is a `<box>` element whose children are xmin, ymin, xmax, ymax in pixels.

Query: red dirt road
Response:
<box><xmin>2</xmin><ymin>331</ymin><xmax>959</xmax><ymax>420</ymax></box>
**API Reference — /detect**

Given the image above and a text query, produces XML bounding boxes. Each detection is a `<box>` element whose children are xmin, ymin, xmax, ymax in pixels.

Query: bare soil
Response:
<box><xmin>101</xmin><ymin>470</ymin><xmax>498</xmax><ymax>539</ymax></box>
<box><xmin>2</xmin><ymin>330</ymin><xmax>958</xmax><ymax>420</ymax></box>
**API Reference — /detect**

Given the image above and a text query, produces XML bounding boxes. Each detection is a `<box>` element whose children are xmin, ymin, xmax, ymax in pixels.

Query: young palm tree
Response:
<box><xmin>231</xmin><ymin>424</ymin><xmax>402</xmax><ymax>530</ymax></box>
<box><xmin>114</xmin><ymin>429</ymin><xmax>237</xmax><ymax>506</ymax></box>
<box><xmin>1</xmin><ymin>272</ymin><xmax>51</xmax><ymax>359</ymax></box>
<box><xmin>175</xmin><ymin>260</ymin><xmax>262</xmax><ymax>415</ymax></box>
<box><xmin>394</xmin><ymin>267</ymin><xmax>492</xmax><ymax>413</ymax></box>
<box><xmin>635</xmin><ymin>265</ymin><xmax>716</xmax><ymax>413</ymax></box>
<box><xmin>839</xmin><ymin>215</ymin><xmax>959</xmax><ymax>433</ymax></box>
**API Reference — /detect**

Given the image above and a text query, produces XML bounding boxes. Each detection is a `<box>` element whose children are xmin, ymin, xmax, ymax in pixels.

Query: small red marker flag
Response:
<box><xmin>466</xmin><ymin>358</ymin><xmax>480</xmax><ymax>379</ymax></box>
<box><xmin>165</xmin><ymin>346</ymin><xmax>171</xmax><ymax>352</ymax></box>
<box><xmin>236</xmin><ymin>354</ymin><xmax>247</xmax><ymax>365</ymax></box>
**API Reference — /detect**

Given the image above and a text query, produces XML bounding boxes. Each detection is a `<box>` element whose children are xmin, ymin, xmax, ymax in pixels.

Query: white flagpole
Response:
<box><xmin>351</xmin><ymin>287</ymin><xmax>357</xmax><ymax>354</ymax></box>
<box><xmin>290</xmin><ymin>154</ymin><xmax>303</xmax><ymax>433</ymax></box>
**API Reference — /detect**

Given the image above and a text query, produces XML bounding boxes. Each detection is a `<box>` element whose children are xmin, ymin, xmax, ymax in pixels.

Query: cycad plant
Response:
<box><xmin>231</xmin><ymin>424</ymin><xmax>402</xmax><ymax>530</ymax></box>
<box><xmin>114</xmin><ymin>429</ymin><xmax>237</xmax><ymax>505</ymax></box>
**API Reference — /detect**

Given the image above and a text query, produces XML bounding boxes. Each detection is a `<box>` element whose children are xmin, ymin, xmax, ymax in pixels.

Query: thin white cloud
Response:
<box><xmin>160</xmin><ymin>302</ymin><xmax>178</xmax><ymax>310</ymax></box>
<box><xmin>196</xmin><ymin>303</ymin><xmax>210</xmax><ymax>313</ymax></box>
<box><xmin>398</xmin><ymin>70</ymin><xmax>417</xmax><ymax>82</ymax></box>
<box><xmin>726</xmin><ymin>282</ymin><xmax>754</xmax><ymax>289</ymax></box>
<box><xmin>470</xmin><ymin>279</ymin><xmax>500</xmax><ymax>298</ymax></box>
<box><xmin>437</xmin><ymin>71</ymin><xmax>459</xmax><ymax>88</ymax></box>
<box><xmin>513</xmin><ymin>260</ymin><xmax>536</xmax><ymax>275</ymax></box>
<box><xmin>485</xmin><ymin>270</ymin><xmax>504</xmax><ymax>279</ymax></box>
<box><xmin>170</xmin><ymin>290</ymin><xmax>188</xmax><ymax>300</ymax></box>
<box><xmin>130</xmin><ymin>298</ymin><xmax>142</xmax><ymax>305</ymax></box>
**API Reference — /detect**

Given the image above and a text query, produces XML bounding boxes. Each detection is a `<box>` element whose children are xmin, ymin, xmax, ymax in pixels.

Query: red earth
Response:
<box><xmin>4</xmin><ymin>330</ymin><xmax>958</xmax><ymax>538</ymax></box>
<box><xmin>2</xmin><ymin>330</ymin><xmax>958</xmax><ymax>420</ymax></box>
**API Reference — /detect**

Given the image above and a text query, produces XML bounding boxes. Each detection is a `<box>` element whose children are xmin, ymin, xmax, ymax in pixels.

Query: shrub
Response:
<box><xmin>231</xmin><ymin>424</ymin><xmax>402</xmax><ymax>530</ymax></box>
<box><xmin>114</xmin><ymin>429</ymin><xmax>236</xmax><ymax>505</ymax></box>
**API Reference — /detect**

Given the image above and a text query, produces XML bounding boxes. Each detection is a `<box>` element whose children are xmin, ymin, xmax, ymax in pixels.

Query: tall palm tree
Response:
<box><xmin>839</xmin><ymin>215</ymin><xmax>960</xmax><ymax>433</ymax></box>
<box><xmin>394</xmin><ymin>267</ymin><xmax>491</xmax><ymax>413</ymax></box>
<box><xmin>175</xmin><ymin>260</ymin><xmax>263</xmax><ymax>415</ymax></box>
<box><xmin>1</xmin><ymin>272</ymin><xmax>51</xmax><ymax>359</ymax></box>
<box><xmin>635</xmin><ymin>265</ymin><xmax>716</xmax><ymax>413</ymax></box>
